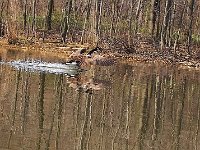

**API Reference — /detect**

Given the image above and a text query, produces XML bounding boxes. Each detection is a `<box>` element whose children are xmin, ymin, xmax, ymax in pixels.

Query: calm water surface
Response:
<box><xmin>0</xmin><ymin>48</ymin><xmax>200</xmax><ymax>150</ymax></box>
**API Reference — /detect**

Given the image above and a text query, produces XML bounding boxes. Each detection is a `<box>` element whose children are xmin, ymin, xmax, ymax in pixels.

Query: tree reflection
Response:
<box><xmin>1</xmin><ymin>63</ymin><xmax>200</xmax><ymax>150</ymax></box>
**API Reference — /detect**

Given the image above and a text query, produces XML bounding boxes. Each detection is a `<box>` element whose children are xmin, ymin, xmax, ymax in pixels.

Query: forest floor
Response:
<box><xmin>0</xmin><ymin>37</ymin><xmax>200</xmax><ymax>71</ymax></box>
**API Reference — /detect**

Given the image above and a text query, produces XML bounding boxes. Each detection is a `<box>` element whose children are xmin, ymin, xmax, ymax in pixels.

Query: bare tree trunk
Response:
<box><xmin>128</xmin><ymin>0</ymin><xmax>134</xmax><ymax>46</ymax></box>
<box><xmin>187</xmin><ymin>0</ymin><xmax>196</xmax><ymax>55</ymax></box>
<box><xmin>32</xmin><ymin>0</ymin><xmax>37</xmax><ymax>32</ymax></box>
<box><xmin>94</xmin><ymin>0</ymin><xmax>102</xmax><ymax>46</ymax></box>
<box><xmin>7</xmin><ymin>0</ymin><xmax>19</xmax><ymax>44</ymax></box>
<box><xmin>151</xmin><ymin>0</ymin><xmax>161</xmax><ymax>39</ymax></box>
<box><xmin>46</xmin><ymin>0</ymin><xmax>54</xmax><ymax>30</ymax></box>
<box><xmin>168</xmin><ymin>2</ymin><xmax>176</xmax><ymax>47</ymax></box>
<box><xmin>0</xmin><ymin>1</ymin><xmax>5</xmax><ymax>37</ymax></box>
<box><xmin>61</xmin><ymin>0</ymin><xmax>72</xmax><ymax>43</ymax></box>
<box><xmin>110</xmin><ymin>0</ymin><xmax>116</xmax><ymax>36</ymax></box>
<box><xmin>23</xmin><ymin>0</ymin><xmax>28</xmax><ymax>30</ymax></box>
<box><xmin>73</xmin><ymin>0</ymin><xmax>78</xmax><ymax>16</ymax></box>
<box><xmin>173</xmin><ymin>0</ymin><xmax>186</xmax><ymax>56</ymax></box>
<box><xmin>160</xmin><ymin>0</ymin><xmax>173</xmax><ymax>49</ymax></box>
<box><xmin>134</xmin><ymin>0</ymin><xmax>143</xmax><ymax>35</ymax></box>
<box><xmin>80</xmin><ymin>0</ymin><xmax>91</xmax><ymax>44</ymax></box>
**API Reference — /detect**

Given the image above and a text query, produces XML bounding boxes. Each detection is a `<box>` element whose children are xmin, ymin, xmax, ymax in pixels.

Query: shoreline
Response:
<box><xmin>0</xmin><ymin>38</ymin><xmax>200</xmax><ymax>70</ymax></box>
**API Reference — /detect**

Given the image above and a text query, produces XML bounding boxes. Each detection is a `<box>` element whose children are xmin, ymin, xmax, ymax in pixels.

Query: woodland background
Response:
<box><xmin>0</xmin><ymin>0</ymin><xmax>199</xmax><ymax>55</ymax></box>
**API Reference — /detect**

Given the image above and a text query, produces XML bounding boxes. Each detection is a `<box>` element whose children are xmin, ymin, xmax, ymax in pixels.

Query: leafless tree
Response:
<box><xmin>46</xmin><ymin>0</ymin><xmax>54</xmax><ymax>30</ymax></box>
<box><xmin>187</xmin><ymin>0</ymin><xmax>196</xmax><ymax>54</ymax></box>
<box><xmin>161</xmin><ymin>0</ymin><xmax>174</xmax><ymax>49</ymax></box>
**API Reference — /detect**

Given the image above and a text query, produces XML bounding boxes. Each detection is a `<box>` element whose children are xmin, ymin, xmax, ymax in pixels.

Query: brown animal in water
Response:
<box><xmin>67</xmin><ymin>47</ymin><xmax>116</xmax><ymax>66</ymax></box>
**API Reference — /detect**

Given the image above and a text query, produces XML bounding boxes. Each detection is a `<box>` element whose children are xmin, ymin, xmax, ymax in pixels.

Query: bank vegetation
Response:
<box><xmin>0</xmin><ymin>0</ymin><xmax>200</xmax><ymax>63</ymax></box>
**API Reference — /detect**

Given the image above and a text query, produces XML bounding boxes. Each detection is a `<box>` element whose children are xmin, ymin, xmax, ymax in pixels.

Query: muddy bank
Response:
<box><xmin>0</xmin><ymin>38</ymin><xmax>200</xmax><ymax>70</ymax></box>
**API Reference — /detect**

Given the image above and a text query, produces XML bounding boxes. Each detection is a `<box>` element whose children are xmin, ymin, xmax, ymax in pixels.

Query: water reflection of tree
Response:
<box><xmin>21</xmin><ymin>72</ymin><xmax>31</xmax><ymax>134</ymax></box>
<box><xmin>8</xmin><ymin>70</ymin><xmax>21</xmax><ymax>148</ymax></box>
<box><xmin>45</xmin><ymin>74</ymin><xmax>64</xmax><ymax>150</ymax></box>
<box><xmin>2</xmin><ymin>64</ymin><xmax>200</xmax><ymax>149</ymax></box>
<box><xmin>37</xmin><ymin>72</ymin><xmax>45</xmax><ymax>150</ymax></box>
<box><xmin>55</xmin><ymin>75</ymin><xmax>64</xmax><ymax>150</ymax></box>
<box><xmin>172</xmin><ymin>77</ymin><xmax>187</xmax><ymax>150</ymax></box>
<box><xmin>195</xmin><ymin>83</ymin><xmax>200</xmax><ymax>150</ymax></box>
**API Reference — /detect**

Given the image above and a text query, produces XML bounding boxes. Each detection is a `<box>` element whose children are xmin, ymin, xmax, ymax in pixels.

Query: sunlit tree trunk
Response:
<box><xmin>23</xmin><ymin>0</ymin><xmax>28</xmax><ymax>30</ymax></box>
<box><xmin>173</xmin><ymin>1</ymin><xmax>186</xmax><ymax>56</ymax></box>
<box><xmin>32</xmin><ymin>0</ymin><xmax>37</xmax><ymax>32</ymax></box>
<box><xmin>128</xmin><ymin>0</ymin><xmax>134</xmax><ymax>46</ymax></box>
<box><xmin>80</xmin><ymin>0</ymin><xmax>91</xmax><ymax>44</ymax></box>
<box><xmin>46</xmin><ymin>0</ymin><xmax>54</xmax><ymax>30</ymax></box>
<box><xmin>61</xmin><ymin>0</ymin><xmax>72</xmax><ymax>43</ymax></box>
<box><xmin>151</xmin><ymin>0</ymin><xmax>161</xmax><ymax>40</ymax></box>
<box><xmin>73</xmin><ymin>0</ymin><xmax>77</xmax><ymax>16</ymax></box>
<box><xmin>187</xmin><ymin>0</ymin><xmax>196</xmax><ymax>55</ymax></box>
<box><xmin>134</xmin><ymin>0</ymin><xmax>143</xmax><ymax>35</ymax></box>
<box><xmin>167</xmin><ymin>3</ymin><xmax>176</xmax><ymax>47</ymax></box>
<box><xmin>110</xmin><ymin>0</ymin><xmax>116</xmax><ymax>36</ymax></box>
<box><xmin>7</xmin><ymin>0</ymin><xmax>20</xmax><ymax>44</ymax></box>
<box><xmin>161</xmin><ymin>0</ymin><xmax>173</xmax><ymax>49</ymax></box>
<box><xmin>0</xmin><ymin>1</ymin><xmax>5</xmax><ymax>37</ymax></box>
<box><xmin>94</xmin><ymin>0</ymin><xmax>102</xmax><ymax>46</ymax></box>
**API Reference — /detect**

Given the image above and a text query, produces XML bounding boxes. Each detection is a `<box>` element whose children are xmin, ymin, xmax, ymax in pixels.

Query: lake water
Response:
<box><xmin>0</xmin><ymin>48</ymin><xmax>200</xmax><ymax>150</ymax></box>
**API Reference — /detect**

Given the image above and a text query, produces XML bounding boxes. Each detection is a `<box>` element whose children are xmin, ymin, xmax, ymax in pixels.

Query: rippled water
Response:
<box><xmin>0</xmin><ymin>48</ymin><xmax>200</xmax><ymax>150</ymax></box>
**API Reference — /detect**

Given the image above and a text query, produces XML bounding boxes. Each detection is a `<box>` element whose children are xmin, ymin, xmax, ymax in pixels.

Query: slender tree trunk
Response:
<box><xmin>187</xmin><ymin>0</ymin><xmax>196</xmax><ymax>55</ymax></box>
<box><xmin>46</xmin><ymin>0</ymin><xmax>54</xmax><ymax>30</ymax></box>
<box><xmin>73</xmin><ymin>0</ymin><xmax>77</xmax><ymax>16</ymax></box>
<box><xmin>23</xmin><ymin>0</ymin><xmax>28</xmax><ymax>30</ymax></box>
<box><xmin>0</xmin><ymin>1</ymin><xmax>5</xmax><ymax>37</ymax></box>
<box><xmin>160</xmin><ymin>0</ymin><xmax>173</xmax><ymax>49</ymax></box>
<box><xmin>151</xmin><ymin>0</ymin><xmax>161</xmax><ymax>39</ymax></box>
<box><xmin>168</xmin><ymin>2</ymin><xmax>176</xmax><ymax>47</ymax></box>
<box><xmin>134</xmin><ymin>0</ymin><xmax>143</xmax><ymax>35</ymax></box>
<box><xmin>128</xmin><ymin>0</ymin><xmax>134</xmax><ymax>46</ymax></box>
<box><xmin>80</xmin><ymin>0</ymin><xmax>91</xmax><ymax>44</ymax></box>
<box><xmin>32</xmin><ymin>0</ymin><xmax>37</xmax><ymax>32</ymax></box>
<box><xmin>7</xmin><ymin>0</ymin><xmax>19</xmax><ymax>44</ymax></box>
<box><xmin>110</xmin><ymin>0</ymin><xmax>116</xmax><ymax>36</ymax></box>
<box><xmin>61</xmin><ymin>0</ymin><xmax>72</xmax><ymax>43</ymax></box>
<box><xmin>94</xmin><ymin>0</ymin><xmax>102</xmax><ymax>46</ymax></box>
<box><xmin>173</xmin><ymin>0</ymin><xmax>186</xmax><ymax>56</ymax></box>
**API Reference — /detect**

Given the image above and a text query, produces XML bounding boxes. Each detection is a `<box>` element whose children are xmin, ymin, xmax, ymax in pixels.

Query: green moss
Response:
<box><xmin>192</xmin><ymin>34</ymin><xmax>200</xmax><ymax>44</ymax></box>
